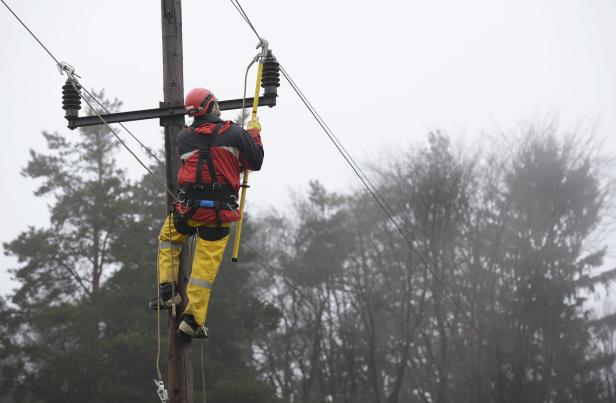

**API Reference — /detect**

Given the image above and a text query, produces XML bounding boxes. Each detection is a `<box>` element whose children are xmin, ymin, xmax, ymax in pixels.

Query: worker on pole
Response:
<box><xmin>150</xmin><ymin>87</ymin><xmax>264</xmax><ymax>338</ymax></box>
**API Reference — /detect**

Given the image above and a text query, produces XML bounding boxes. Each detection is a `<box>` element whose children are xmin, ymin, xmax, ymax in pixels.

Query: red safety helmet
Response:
<box><xmin>185</xmin><ymin>88</ymin><xmax>219</xmax><ymax>117</ymax></box>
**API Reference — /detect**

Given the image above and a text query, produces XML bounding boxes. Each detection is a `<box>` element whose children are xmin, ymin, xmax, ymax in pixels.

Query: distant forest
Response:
<box><xmin>1</xmin><ymin>97</ymin><xmax>615</xmax><ymax>403</ymax></box>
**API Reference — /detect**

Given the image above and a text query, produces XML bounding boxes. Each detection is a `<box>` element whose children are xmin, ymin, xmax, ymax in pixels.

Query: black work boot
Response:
<box><xmin>177</xmin><ymin>315</ymin><xmax>209</xmax><ymax>338</ymax></box>
<box><xmin>148</xmin><ymin>282</ymin><xmax>181</xmax><ymax>310</ymax></box>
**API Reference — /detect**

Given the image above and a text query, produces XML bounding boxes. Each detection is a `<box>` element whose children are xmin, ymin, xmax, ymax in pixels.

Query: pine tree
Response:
<box><xmin>1</xmin><ymin>91</ymin><xmax>279</xmax><ymax>403</ymax></box>
<box><xmin>495</xmin><ymin>130</ymin><xmax>614</xmax><ymax>403</ymax></box>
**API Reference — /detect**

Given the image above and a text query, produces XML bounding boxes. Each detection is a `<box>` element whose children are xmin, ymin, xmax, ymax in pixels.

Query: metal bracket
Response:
<box><xmin>158</xmin><ymin>102</ymin><xmax>174</xmax><ymax>127</ymax></box>
<box><xmin>61</xmin><ymin>44</ymin><xmax>279</xmax><ymax>130</ymax></box>
<box><xmin>65</xmin><ymin>94</ymin><xmax>277</xmax><ymax>130</ymax></box>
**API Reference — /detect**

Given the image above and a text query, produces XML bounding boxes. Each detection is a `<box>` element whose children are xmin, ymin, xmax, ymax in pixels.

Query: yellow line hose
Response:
<box><xmin>232</xmin><ymin>61</ymin><xmax>263</xmax><ymax>262</ymax></box>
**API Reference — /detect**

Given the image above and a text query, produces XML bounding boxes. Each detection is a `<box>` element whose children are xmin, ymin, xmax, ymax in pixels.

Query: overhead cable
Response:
<box><xmin>228</xmin><ymin>0</ymin><xmax>479</xmax><ymax>333</ymax></box>
<box><xmin>1</xmin><ymin>0</ymin><xmax>166</xmax><ymax>170</ymax></box>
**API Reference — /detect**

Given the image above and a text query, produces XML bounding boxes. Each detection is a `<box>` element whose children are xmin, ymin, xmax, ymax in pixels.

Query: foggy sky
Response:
<box><xmin>1</xmin><ymin>0</ymin><xmax>615</xmax><ymax>296</ymax></box>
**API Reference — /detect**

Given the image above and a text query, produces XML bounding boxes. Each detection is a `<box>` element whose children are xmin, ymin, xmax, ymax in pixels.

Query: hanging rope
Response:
<box><xmin>73</xmin><ymin>76</ymin><xmax>178</xmax><ymax>403</ymax></box>
<box><xmin>200</xmin><ymin>340</ymin><xmax>208</xmax><ymax>403</ymax></box>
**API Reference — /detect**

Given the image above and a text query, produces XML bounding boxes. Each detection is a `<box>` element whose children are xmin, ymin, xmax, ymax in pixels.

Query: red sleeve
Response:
<box><xmin>238</xmin><ymin>127</ymin><xmax>264</xmax><ymax>171</ymax></box>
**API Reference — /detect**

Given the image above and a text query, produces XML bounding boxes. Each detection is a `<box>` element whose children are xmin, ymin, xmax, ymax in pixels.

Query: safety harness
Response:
<box><xmin>175</xmin><ymin>123</ymin><xmax>239</xmax><ymax>231</ymax></box>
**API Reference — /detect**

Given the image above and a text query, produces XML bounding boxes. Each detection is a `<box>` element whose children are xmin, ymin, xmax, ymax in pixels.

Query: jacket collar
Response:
<box><xmin>192</xmin><ymin>114</ymin><xmax>224</xmax><ymax>127</ymax></box>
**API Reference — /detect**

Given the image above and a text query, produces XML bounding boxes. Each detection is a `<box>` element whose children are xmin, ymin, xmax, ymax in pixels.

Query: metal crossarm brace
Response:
<box><xmin>65</xmin><ymin>94</ymin><xmax>277</xmax><ymax>130</ymax></box>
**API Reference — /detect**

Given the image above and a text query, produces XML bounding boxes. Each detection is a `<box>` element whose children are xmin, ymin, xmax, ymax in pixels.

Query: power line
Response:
<box><xmin>0</xmin><ymin>0</ymin><xmax>60</xmax><ymax>65</ymax></box>
<box><xmin>1</xmin><ymin>1</ymin><xmax>180</xmax><ymax>391</ymax></box>
<box><xmin>229</xmin><ymin>0</ymin><xmax>261</xmax><ymax>39</ymax></box>
<box><xmin>228</xmin><ymin>0</ymin><xmax>479</xmax><ymax>333</ymax></box>
<box><xmin>80</xmin><ymin>87</ymin><xmax>166</xmax><ymax>167</ymax></box>
<box><xmin>74</xmin><ymin>81</ymin><xmax>177</xmax><ymax>201</ymax></box>
<box><xmin>280</xmin><ymin>64</ymin><xmax>478</xmax><ymax>331</ymax></box>
<box><xmin>3</xmin><ymin>0</ymin><xmax>330</xmax><ymax>317</ymax></box>
<box><xmin>1</xmin><ymin>0</ymin><xmax>171</xmax><ymax>195</ymax></box>
<box><xmin>3</xmin><ymin>0</ymin><xmax>480</xmax><ymax>335</ymax></box>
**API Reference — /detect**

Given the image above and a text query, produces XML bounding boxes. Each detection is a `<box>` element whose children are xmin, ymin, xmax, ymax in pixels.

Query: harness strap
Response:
<box><xmin>198</xmin><ymin>124</ymin><xmax>223</xmax><ymax>227</ymax></box>
<box><xmin>194</xmin><ymin>123</ymin><xmax>221</xmax><ymax>188</ymax></box>
<box><xmin>178</xmin><ymin>123</ymin><xmax>231</xmax><ymax>227</ymax></box>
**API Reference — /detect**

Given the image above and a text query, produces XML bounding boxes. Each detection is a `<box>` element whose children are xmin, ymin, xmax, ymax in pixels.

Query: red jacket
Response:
<box><xmin>175</xmin><ymin>114</ymin><xmax>264</xmax><ymax>224</ymax></box>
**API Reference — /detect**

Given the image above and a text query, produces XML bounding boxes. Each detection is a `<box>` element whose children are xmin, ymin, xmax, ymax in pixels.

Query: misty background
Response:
<box><xmin>2</xmin><ymin>0</ymin><xmax>615</xmax><ymax>294</ymax></box>
<box><xmin>1</xmin><ymin>1</ymin><xmax>616</xmax><ymax>402</ymax></box>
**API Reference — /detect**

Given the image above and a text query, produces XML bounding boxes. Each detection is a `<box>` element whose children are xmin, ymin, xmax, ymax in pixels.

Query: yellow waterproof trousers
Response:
<box><xmin>158</xmin><ymin>214</ymin><xmax>230</xmax><ymax>326</ymax></box>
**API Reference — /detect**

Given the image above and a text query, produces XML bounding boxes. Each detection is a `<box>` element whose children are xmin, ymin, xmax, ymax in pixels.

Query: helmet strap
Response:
<box><xmin>197</xmin><ymin>93</ymin><xmax>214</xmax><ymax>114</ymax></box>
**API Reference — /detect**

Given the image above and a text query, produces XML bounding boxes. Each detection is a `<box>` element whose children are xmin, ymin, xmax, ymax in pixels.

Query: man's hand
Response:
<box><xmin>247</xmin><ymin>117</ymin><xmax>261</xmax><ymax>131</ymax></box>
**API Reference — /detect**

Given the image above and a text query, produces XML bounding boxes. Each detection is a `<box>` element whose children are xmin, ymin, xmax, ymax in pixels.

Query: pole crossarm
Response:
<box><xmin>66</xmin><ymin>94</ymin><xmax>277</xmax><ymax>130</ymax></box>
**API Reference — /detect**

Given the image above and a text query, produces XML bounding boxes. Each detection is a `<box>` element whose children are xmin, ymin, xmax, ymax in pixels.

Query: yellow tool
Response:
<box><xmin>232</xmin><ymin>40</ymin><xmax>268</xmax><ymax>262</ymax></box>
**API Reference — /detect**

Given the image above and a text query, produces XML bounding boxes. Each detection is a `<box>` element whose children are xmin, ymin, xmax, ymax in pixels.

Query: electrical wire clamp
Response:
<box><xmin>254</xmin><ymin>38</ymin><xmax>269</xmax><ymax>61</ymax></box>
<box><xmin>57</xmin><ymin>61</ymin><xmax>81</xmax><ymax>81</ymax></box>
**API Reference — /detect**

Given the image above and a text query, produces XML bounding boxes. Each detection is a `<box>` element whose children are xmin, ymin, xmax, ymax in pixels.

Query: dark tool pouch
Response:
<box><xmin>197</xmin><ymin>226</ymin><xmax>230</xmax><ymax>241</ymax></box>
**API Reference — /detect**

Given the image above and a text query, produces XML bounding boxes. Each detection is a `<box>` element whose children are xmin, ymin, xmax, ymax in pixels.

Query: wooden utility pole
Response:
<box><xmin>161</xmin><ymin>1</ymin><xmax>193</xmax><ymax>403</ymax></box>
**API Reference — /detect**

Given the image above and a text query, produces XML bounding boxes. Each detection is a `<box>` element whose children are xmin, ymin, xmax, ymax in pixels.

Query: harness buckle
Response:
<box><xmin>226</xmin><ymin>195</ymin><xmax>240</xmax><ymax>214</ymax></box>
<box><xmin>212</xmin><ymin>183</ymin><xmax>222</xmax><ymax>191</ymax></box>
<box><xmin>193</xmin><ymin>184</ymin><xmax>204</xmax><ymax>192</ymax></box>
<box><xmin>178</xmin><ymin>189</ymin><xmax>188</xmax><ymax>203</ymax></box>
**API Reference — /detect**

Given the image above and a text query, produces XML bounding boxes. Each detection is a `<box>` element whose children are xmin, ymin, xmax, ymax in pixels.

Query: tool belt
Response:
<box><xmin>178</xmin><ymin>183</ymin><xmax>239</xmax><ymax>212</ymax></box>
